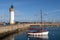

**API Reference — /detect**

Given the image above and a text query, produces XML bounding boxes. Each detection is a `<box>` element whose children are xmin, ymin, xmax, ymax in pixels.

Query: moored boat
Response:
<box><xmin>27</xmin><ymin>28</ymin><xmax>49</xmax><ymax>38</ymax></box>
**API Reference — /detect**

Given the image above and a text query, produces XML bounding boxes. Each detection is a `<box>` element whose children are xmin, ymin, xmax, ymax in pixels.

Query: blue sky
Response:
<box><xmin>0</xmin><ymin>0</ymin><xmax>60</xmax><ymax>22</ymax></box>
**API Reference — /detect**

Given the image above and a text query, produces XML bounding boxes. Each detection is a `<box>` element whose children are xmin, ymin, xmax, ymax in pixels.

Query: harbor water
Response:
<box><xmin>15</xmin><ymin>26</ymin><xmax>60</xmax><ymax>40</ymax></box>
<box><xmin>2</xmin><ymin>26</ymin><xmax>60</xmax><ymax>40</ymax></box>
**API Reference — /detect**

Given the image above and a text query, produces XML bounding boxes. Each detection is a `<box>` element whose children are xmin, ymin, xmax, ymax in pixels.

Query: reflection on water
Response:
<box><xmin>15</xmin><ymin>27</ymin><xmax>60</xmax><ymax>40</ymax></box>
<box><xmin>2</xmin><ymin>31</ymin><xmax>48</xmax><ymax>40</ymax></box>
<box><xmin>2</xmin><ymin>35</ymin><xmax>14</xmax><ymax>40</ymax></box>
<box><xmin>1</xmin><ymin>34</ymin><xmax>48</xmax><ymax>40</ymax></box>
<box><xmin>1</xmin><ymin>26</ymin><xmax>60</xmax><ymax>40</ymax></box>
<box><xmin>1</xmin><ymin>33</ymin><xmax>16</xmax><ymax>40</ymax></box>
<box><xmin>0</xmin><ymin>30</ymin><xmax>24</xmax><ymax>40</ymax></box>
<box><xmin>28</xmin><ymin>38</ymin><xmax>48</xmax><ymax>40</ymax></box>
<box><xmin>28</xmin><ymin>36</ymin><xmax>48</xmax><ymax>40</ymax></box>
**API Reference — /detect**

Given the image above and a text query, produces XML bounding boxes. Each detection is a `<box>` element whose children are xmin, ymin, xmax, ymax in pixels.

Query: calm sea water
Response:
<box><xmin>1</xmin><ymin>26</ymin><xmax>60</xmax><ymax>40</ymax></box>
<box><xmin>15</xmin><ymin>26</ymin><xmax>60</xmax><ymax>40</ymax></box>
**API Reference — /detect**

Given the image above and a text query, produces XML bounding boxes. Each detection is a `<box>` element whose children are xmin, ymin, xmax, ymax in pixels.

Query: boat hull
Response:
<box><xmin>28</xmin><ymin>31</ymin><xmax>49</xmax><ymax>38</ymax></box>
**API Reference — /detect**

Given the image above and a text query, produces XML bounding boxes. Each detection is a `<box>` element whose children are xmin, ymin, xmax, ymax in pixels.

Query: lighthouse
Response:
<box><xmin>9</xmin><ymin>5</ymin><xmax>15</xmax><ymax>24</ymax></box>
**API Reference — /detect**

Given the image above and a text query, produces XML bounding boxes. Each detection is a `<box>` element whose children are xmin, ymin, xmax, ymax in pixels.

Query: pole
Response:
<box><xmin>40</xmin><ymin>9</ymin><xmax>42</xmax><ymax>24</ymax></box>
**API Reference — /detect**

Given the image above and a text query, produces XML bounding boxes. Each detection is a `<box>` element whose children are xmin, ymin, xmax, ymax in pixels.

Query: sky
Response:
<box><xmin>0</xmin><ymin>0</ymin><xmax>60</xmax><ymax>22</ymax></box>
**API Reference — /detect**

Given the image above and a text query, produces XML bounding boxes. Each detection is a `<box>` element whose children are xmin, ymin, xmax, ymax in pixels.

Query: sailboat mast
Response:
<box><xmin>40</xmin><ymin>9</ymin><xmax>42</xmax><ymax>24</ymax></box>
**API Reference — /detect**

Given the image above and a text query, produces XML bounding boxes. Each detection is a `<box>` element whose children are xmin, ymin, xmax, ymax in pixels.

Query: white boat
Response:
<box><xmin>27</xmin><ymin>28</ymin><xmax>49</xmax><ymax>38</ymax></box>
<box><xmin>28</xmin><ymin>31</ymin><xmax>49</xmax><ymax>36</ymax></box>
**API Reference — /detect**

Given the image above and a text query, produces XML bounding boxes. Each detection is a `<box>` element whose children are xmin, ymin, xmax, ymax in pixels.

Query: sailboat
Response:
<box><xmin>27</xmin><ymin>27</ymin><xmax>49</xmax><ymax>38</ymax></box>
<box><xmin>27</xmin><ymin>10</ymin><xmax>49</xmax><ymax>38</ymax></box>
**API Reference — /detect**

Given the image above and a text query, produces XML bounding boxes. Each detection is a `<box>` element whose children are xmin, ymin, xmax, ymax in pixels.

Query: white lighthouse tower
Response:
<box><xmin>9</xmin><ymin>5</ymin><xmax>15</xmax><ymax>24</ymax></box>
